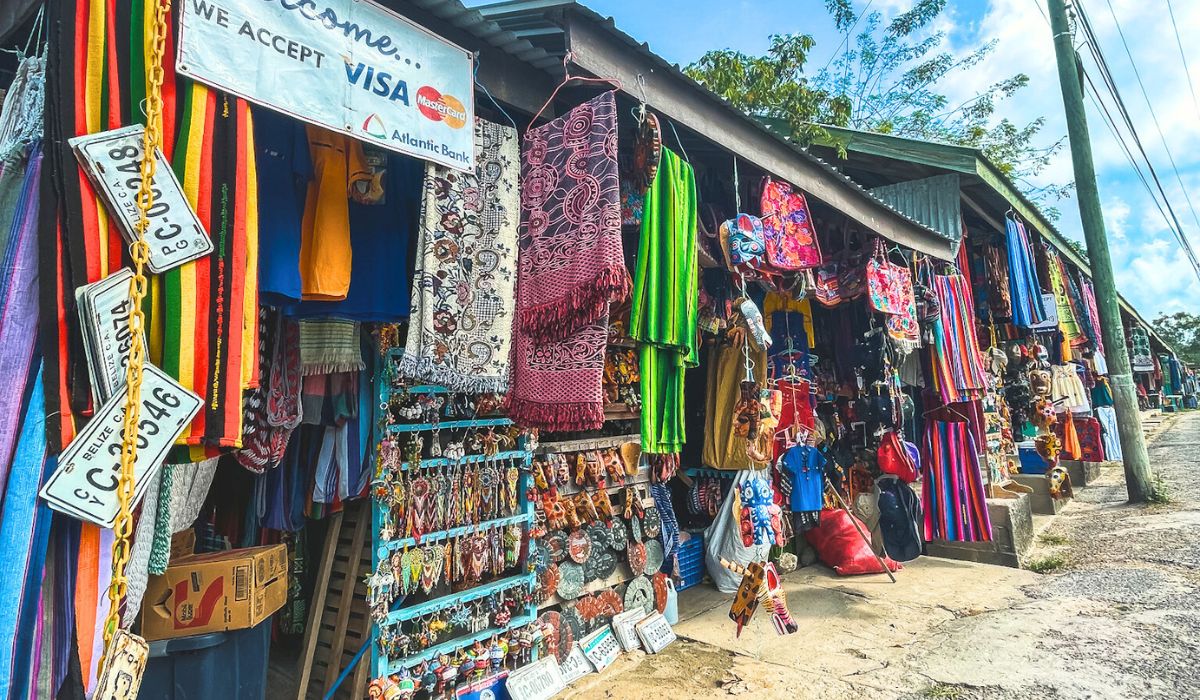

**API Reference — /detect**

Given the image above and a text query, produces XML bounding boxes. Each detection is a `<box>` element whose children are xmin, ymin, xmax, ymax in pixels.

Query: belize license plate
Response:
<box><xmin>76</xmin><ymin>268</ymin><xmax>144</xmax><ymax>404</ymax></box>
<box><xmin>69</xmin><ymin>125</ymin><xmax>212</xmax><ymax>273</ymax></box>
<box><xmin>39</xmin><ymin>363</ymin><xmax>201</xmax><ymax>528</ymax></box>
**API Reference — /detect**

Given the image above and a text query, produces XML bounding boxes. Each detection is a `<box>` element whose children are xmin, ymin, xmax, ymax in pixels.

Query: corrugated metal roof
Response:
<box><xmin>870</xmin><ymin>174</ymin><xmax>963</xmax><ymax>246</ymax></box>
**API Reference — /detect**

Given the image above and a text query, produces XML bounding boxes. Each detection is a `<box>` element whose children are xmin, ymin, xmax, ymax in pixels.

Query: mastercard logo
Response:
<box><xmin>416</xmin><ymin>86</ymin><xmax>466</xmax><ymax>129</ymax></box>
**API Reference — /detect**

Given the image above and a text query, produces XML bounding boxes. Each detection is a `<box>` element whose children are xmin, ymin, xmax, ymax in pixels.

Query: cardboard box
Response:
<box><xmin>140</xmin><ymin>544</ymin><xmax>287</xmax><ymax>641</ymax></box>
<box><xmin>169</xmin><ymin>529</ymin><xmax>196</xmax><ymax>560</ymax></box>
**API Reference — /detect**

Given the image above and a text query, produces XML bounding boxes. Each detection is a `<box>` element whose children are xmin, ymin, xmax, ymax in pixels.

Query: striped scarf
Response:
<box><xmin>928</xmin><ymin>274</ymin><xmax>987</xmax><ymax>404</ymax></box>
<box><xmin>921</xmin><ymin>420</ymin><xmax>992</xmax><ymax>543</ymax></box>
<box><xmin>1004</xmin><ymin>217</ymin><xmax>1046</xmax><ymax>327</ymax></box>
<box><xmin>629</xmin><ymin>148</ymin><xmax>698</xmax><ymax>454</ymax></box>
<box><xmin>41</xmin><ymin>0</ymin><xmax>259</xmax><ymax>458</ymax></box>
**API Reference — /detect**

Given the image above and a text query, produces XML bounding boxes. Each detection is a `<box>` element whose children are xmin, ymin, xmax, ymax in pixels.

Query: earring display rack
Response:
<box><xmin>371</xmin><ymin>349</ymin><xmax>537</xmax><ymax>677</ymax></box>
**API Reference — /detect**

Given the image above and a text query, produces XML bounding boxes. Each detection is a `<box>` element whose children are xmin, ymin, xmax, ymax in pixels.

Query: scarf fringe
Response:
<box><xmin>301</xmin><ymin>360</ymin><xmax>365</xmax><ymax>377</ymax></box>
<box><xmin>396</xmin><ymin>353</ymin><xmax>510</xmax><ymax>394</ymax></box>
<box><xmin>519</xmin><ymin>265</ymin><xmax>629</xmax><ymax>342</ymax></box>
<box><xmin>504</xmin><ymin>395</ymin><xmax>605</xmax><ymax>432</ymax></box>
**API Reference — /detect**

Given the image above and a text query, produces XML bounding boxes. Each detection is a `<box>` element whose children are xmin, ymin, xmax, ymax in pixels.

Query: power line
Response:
<box><xmin>1164</xmin><ymin>0</ymin><xmax>1200</xmax><ymax>126</ymax></box>
<box><xmin>1071</xmin><ymin>0</ymin><xmax>1200</xmax><ymax>280</ymax></box>
<box><xmin>1100</xmin><ymin>0</ymin><xmax>1200</xmax><ymax>235</ymax></box>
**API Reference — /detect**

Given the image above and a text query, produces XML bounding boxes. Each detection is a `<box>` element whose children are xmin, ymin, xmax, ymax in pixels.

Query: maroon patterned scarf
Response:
<box><xmin>507</xmin><ymin>91</ymin><xmax>627</xmax><ymax>431</ymax></box>
<box><xmin>516</xmin><ymin>91</ymin><xmax>627</xmax><ymax>339</ymax></box>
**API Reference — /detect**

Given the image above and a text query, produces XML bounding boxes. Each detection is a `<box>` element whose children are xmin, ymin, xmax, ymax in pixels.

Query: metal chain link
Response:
<box><xmin>100</xmin><ymin>0</ymin><xmax>171</xmax><ymax>667</ymax></box>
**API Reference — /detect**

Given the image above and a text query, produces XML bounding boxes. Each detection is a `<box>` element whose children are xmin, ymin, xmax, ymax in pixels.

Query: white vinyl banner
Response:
<box><xmin>177</xmin><ymin>0</ymin><xmax>474</xmax><ymax>170</ymax></box>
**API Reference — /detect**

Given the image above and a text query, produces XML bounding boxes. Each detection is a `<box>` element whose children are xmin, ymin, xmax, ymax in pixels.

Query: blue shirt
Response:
<box><xmin>253</xmin><ymin>107</ymin><xmax>312</xmax><ymax>306</ymax></box>
<box><xmin>782</xmin><ymin>445</ymin><xmax>826</xmax><ymax>512</ymax></box>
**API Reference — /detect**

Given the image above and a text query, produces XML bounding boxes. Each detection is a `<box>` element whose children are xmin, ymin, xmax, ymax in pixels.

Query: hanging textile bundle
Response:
<box><xmin>1004</xmin><ymin>217</ymin><xmax>1046</xmax><ymax>327</ymax></box>
<box><xmin>921</xmin><ymin>419</ymin><xmax>992</xmax><ymax>543</ymax></box>
<box><xmin>927</xmin><ymin>274</ymin><xmax>987</xmax><ymax>404</ymax></box>
<box><xmin>514</xmin><ymin>91</ymin><xmax>628</xmax><ymax>342</ymax></box>
<box><xmin>1045</xmin><ymin>250</ymin><xmax>1085</xmax><ymax>346</ymax></box>
<box><xmin>1080</xmin><ymin>279</ymin><xmax>1105</xmax><ymax>355</ymax></box>
<box><xmin>400</xmin><ymin>119</ymin><xmax>520</xmax><ymax>393</ymax></box>
<box><xmin>630</xmin><ymin>147</ymin><xmax>699</xmax><ymax>455</ymax></box>
<box><xmin>508</xmin><ymin>92</ymin><xmax>627</xmax><ymax>431</ymax></box>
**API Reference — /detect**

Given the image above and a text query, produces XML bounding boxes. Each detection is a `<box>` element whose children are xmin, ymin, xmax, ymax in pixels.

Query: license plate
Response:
<box><xmin>40</xmin><ymin>363</ymin><xmax>202</xmax><ymax>528</ymax></box>
<box><xmin>69</xmin><ymin>125</ymin><xmax>212</xmax><ymax>273</ymax></box>
<box><xmin>504</xmin><ymin>657</ymin><xmax>565</xmax><ymax>700</ymax></box>
<box><xmin>75</xmin><ymin>268</ymin><xmax>143</xmax><ymax>404</ymax></box>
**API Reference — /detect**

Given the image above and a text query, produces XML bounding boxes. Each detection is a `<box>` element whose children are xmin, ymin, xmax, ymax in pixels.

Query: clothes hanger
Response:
<box><xmin>473</xmin><ymin>52</ymin><xmax>517</xmax><ymax>129</ymax></box>
<box><xmin>526</xmin><ymin>51</ymin><xmax>622</xmax><ymax>134</ymax></box>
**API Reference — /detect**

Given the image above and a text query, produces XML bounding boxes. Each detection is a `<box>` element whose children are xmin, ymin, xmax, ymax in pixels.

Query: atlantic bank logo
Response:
<box><xmin>362</xmin><ymin>113</ymin><xmax>387</xmax><ymax>139</ymax></box>
<box><xmin>415</xmin><ymin>86</ymin><xmax>467</xmax><ymax>129</ymax></box>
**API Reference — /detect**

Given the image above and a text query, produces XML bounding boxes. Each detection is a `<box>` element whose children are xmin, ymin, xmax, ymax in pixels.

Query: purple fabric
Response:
<box><xmin>0</xmin><ymin>147</ymin><xmax>41</xmax><ymax>495</ymax></box>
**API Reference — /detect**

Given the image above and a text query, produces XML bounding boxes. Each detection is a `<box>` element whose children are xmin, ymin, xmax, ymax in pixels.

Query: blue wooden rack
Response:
<box><xmin>371</xmin><ymin>349</ymin><xmax>536</xmax><ymax>677</ymax></box>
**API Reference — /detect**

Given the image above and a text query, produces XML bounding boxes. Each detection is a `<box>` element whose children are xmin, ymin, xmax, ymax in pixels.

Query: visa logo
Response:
<box><xmin>344</xmin><ymin>61</ymin><xmax>410</xmax><ymax>105</ymax></box>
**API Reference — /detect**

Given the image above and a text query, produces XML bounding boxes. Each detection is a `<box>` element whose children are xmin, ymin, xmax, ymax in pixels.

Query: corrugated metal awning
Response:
<box><xmin>869</xmin><ymin>174</ymin><xmax>963</xmax><ymax>251</ymax></box>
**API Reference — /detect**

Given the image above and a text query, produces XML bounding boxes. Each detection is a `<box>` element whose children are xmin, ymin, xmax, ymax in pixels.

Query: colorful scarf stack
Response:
<box><xmin>401</xmin><ymin>119</ymin><xmax>520</xmax><ymax>392</ymax></box>
<box><xmin>921</xmin><ymin>420</ymin><xmax>992</xmax><ymax>542</ymax></box>
<box><xmin>508</xmin><ymin>92</ymin><xmax>628</xmax><ymax>430</ymax></box>
<box><xmin>630</xmin><ymin>148</ymin><xmax>698</xmax><ymax>454</ymax></box>
<box><xmin>1081</xmin><ymin>279</ymin><xmax>1105</xmax><ymax>355</ymax></box>
<box><xmin>928</xmin><ymin>274</ymin><xmax>987</xmax><ymax>404</ymax></box>
<box><xmin>41</xmin><ymin>0</ymin><xmax>259</xmax><ymax>459</ymax></box>
<box><xmin>1004</xmin><ymin>217</ymin><xmax>1045</xmax><ymax>327</ymax></box>
<box><xmin>1045</xmin><ymin>250</ymin><xmax>1085</xmax><ymax>345</ymax></box>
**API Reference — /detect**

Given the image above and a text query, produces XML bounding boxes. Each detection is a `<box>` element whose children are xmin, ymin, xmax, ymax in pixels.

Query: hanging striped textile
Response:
<box><xmin>41</xmin><ymin>0</ymin><xmax>259</xmax><ymax>457</ymax></box>
<box><xmin>927</xmin><ymin>273</ymin><xmax>987</xmax><ymax>404</ymax></box>
<box><xmin>1003</xmin><ymin>217</ymin><xmax>1046</xmax><ymax>327</ymax></box>
<box><xmin>1044</xmin><ymin>250</ymin><xmax>1085</xmax><ymax>345</ymax></box>
<box><xmin>629</xmin><ymin>148</ymin><xmax>698</xmax><ymax>455</ymax></box>
<box><xmin>1081</xmin><ymin>279</ymin><xmax>1105</xmax><ymax>355</ymax></box>
<box><xmin>0</xmin><ymin>145</ymin><xmax>42</xmax><ymax>495</ymax></box>
<box><xmin>921</xmin><ymin>419</ymin><xmax>992</xmax><ymax>542</ymax></box>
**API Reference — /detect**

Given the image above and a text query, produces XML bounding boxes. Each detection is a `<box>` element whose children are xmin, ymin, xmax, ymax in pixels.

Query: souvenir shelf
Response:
<box><xmin>371</xmin><ymin>350</ymin><xmax>536</xmax><ymax>677</ymax></box>
<box><xmin>533</xmin><ymin>435</ymin><xmax>659</xmax><ymax>611</ymax></box>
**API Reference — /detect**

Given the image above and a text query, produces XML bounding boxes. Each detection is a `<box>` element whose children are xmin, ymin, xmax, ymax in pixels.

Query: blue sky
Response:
<box><xmin>470</xmin><ymin>0</ymin><xmax>1200</xmax><ymax>319</ymax></box>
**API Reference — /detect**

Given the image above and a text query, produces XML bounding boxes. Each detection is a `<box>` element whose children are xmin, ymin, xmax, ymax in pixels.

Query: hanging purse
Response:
<box><xmin>760</xmin><ymin>178</ymin><xmax>823</xmax><ymax>271</ymax></box>
<box><xmin>877</xmin><ymin>430</ymin><xmax>918</xmax><ymax>482</ymax></box>
<box><xmin>866</xmin><ymin>239</ymin><xmax>912</xmax><ymax>316</ymax></box>
<box><xmin>813</xmin><ymin>263</ymin><xmax>842</xmax><ymax>307</ymax></box>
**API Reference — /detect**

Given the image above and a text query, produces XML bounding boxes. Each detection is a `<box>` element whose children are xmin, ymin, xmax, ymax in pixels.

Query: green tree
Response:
<box><xmin>685</xmin><ymin>0</ymin><xmax>1072</xmax><ymax>213</ymax></box>
<box><xmin>1152</xmin><ymin>311</ymin><xmax>1200</xmax><ymax>365</ymax></box>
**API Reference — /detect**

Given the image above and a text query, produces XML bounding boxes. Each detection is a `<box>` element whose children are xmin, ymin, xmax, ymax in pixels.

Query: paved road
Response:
<box><xmin>568</xmin><ymin>413</ymin><xmax>1200</xmax><ymax>700</ymax></box>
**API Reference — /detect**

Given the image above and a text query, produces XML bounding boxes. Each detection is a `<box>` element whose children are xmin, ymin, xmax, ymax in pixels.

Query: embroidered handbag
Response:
<box><xmin>760</xmin><ymin>178</ymin><xmax>823</xmax><ymax>271</ymax></box>
<box><xmin>814</xmin><ymin>264</ymin><xmax>842</xmax><ymax>307</ymax></box>
<box><xmin>866</xmin><ymin>241</ymin><xmax>912</xmax><ymax>315</ymax></box>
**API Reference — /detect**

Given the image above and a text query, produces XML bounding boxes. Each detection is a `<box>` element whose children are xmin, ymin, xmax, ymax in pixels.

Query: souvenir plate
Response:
<box><xmin>624</xmin><ymin>575</ymin><xmax>654</xmax><ymax>615</ymax></box>
<box><xmin>545</xmin><ymin>530</ymin><xmax>567</xmax><ymax>563</ymax></box>
<box><xmin>651</xmin><ymin>572</ymin><xmax>670</xmax><ymax>614</ymax></box>
<box><xmin>556</xmin><ymin>561</ymin><xmax>585</xmax><ymax>601</ymax></box>
<box><xmin>586</xmin><ymin>522</ymin><xmax>610</xmax><ymax>551</ymax></box>
<box><xmin>70</xmin><ymin>125</ymin><xmax>213</xmax><ymax>273</ymax></box>
<box><xmin>538</xmin><ymin>563</ymin><xmax>561</xmax><ymax>602</ymax></box>
<box><xmin>567</xmin><ymin>529</ymin><xmax>592</xmax><ymax>564</ymax></box>
<box><xmin>627</xmin><ymin>541</ymin><xmax>647</xmax><ymax>576</ymax></box>
<box><xmin>588</xmin><ymin>549</ymin><xmax>617</xmax><ymax>581</ymax></box>
<box><xmin>561</xmin><ymin>606</ymin><xmax>586</xmax><ymax>642</ymax></box>
<box><xmin>629</xmin><ymin>514</ymin><xmax>643</xmax><ymax>543</ymax></box>
<box><xmin>642</xmin><ymin>507</ymin><xmax>662</xmax><ymax>539</ymax></box>
<box><xmin>644</xmin><ymin>539</ymin><xmax>665</xmax><ymax>574</ymax></box>
<box><xmin>536</xmin><ymin>611</ymin><xmax>572</xmax><ymax>664</ymax></box>
<box><xmin>608</xmin><ymin>520</ymin><xmax>627</xmax><ymax>551</ymax></box>
<box><xmin>40</xmin><ymin>363</ymin><xmax>203</xmax><ymax>527</ymax></box>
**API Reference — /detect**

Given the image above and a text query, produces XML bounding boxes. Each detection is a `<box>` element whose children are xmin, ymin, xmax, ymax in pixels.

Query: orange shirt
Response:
<box><xmin>299</xmin><ymin>126</ymin><xmax>370</xmax><ymax>301</ymax></box>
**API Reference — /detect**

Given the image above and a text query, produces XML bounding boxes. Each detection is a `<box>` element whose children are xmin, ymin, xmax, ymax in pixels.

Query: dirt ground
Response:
<box><xmin>566</xmin><ymin>412</ymin><xmax>1200</xmax><ymax>700</ymax></box>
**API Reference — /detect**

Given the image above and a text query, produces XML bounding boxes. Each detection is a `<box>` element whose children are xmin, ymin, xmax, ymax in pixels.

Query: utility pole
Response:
<box><xmin>1047</xmin><ymin>0</ymin><xmax>1156</xmax><ymax>502</ymax></box>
